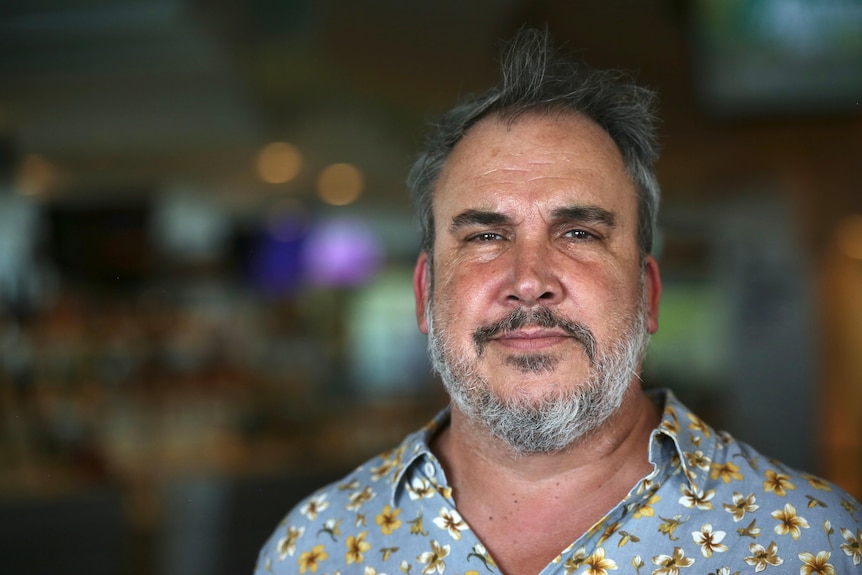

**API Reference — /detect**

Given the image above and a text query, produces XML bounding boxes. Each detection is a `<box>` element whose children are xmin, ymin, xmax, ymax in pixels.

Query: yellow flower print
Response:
<box><xmin>660</xmin><ymin>405</ymin><xmax>680</xmax><ymax>434</ymax></box>
<box><xmin>407</xmin><ymin>477</ymin><xmax>436</xmax><ymax>500</ymax></box>
<box><xmin>432</xmin><ymin>507</ymin><xmax>469</xmax><ymax>540</ymax></box>
<box><xmin>658</xmin><ymin>515</ymin><xmax>688</xmax><ymax>541</ymax></box>
<box><xmin>723</xmin><ymin>492</ymin><xmax>759</xmax><ymax>522</ymax></box>
<box><xmin>617</xmin><ymin>530</ymin><xmax>640</xmax><ymax>547</ymax></box>
<box><xmin>798</xmin><ymin>551</ymin><xmax>836</xmax><ymax>575</ymax></box>
<box><xmin>840</xmin><ymin>527</ymin><xmax>862</xmax><ymax>565</ymax></box>
<box><xmin>417</xmin><ymin>539</ymin><xmax>450</xmax><ymax>574</ymax></box>
<box><xmin>771</xmin><ymin>503</ymin><xmax>810</xmax><ymax>540</ymax></box>
<box><xmin>763</xmin><ymin>469</ymin><xmax>795</xmax><ymax>496</ymax></box>
<box><xmin>376</xmin><ymin>505</ymin><xmax>403</xmax><ymax>535</ymax></box>
<box><xmin>563</xmin><ymin>546</ymin><xmax>587</xmax><ymax>574</ymax></box>
<box><xmin>380</xmin><ymin>547</ymin><xmax>399</xmax><ymax>561</ymax></box>
<box><xmin>347</xmin><ymin>487</ymin><xmax>375</xmax><ymax>512</ymax></box>
<box><xmin>684</xmin><ymin>450</ymin><xmax>711</xmax><ymax>472</ymax></box>
<box><xmin>687</xmin><ymin>412</ymin><xmax>711</xmax><ymax>438</ymax></box>
<box><xmin>298</xmin><ymin>544</ymin><xmax>328</xmax><ymax>574</ymax></box>
<box><xmin>710</xmin><ymin>461</ymin><xmax>743</xmax><ymax>484</ymax></box>
<box><xmin>277</xmin><ymin>525</ymin><xmax>305</xmax><ymax>559</ymax></box>
<box><xmin>687</xmin><ymin>433</ymin><xmax>702</xmax><ymax>449</ymax></box>
<box><xmin>346</xmin><ymin>531</ymin><xmax>372</xmax><ymax>564</ymax></box>
<box><xmin>736</xmin><ymin>518</ymin><xmax>761</xmax><ymax>538</ymax></box>
<box><xmin>743</xmin><ymin>541</ymin><xmax>783</xmax><ymax>572</ymax></box>
<box><xmin>370</xmin><ymin>458</ymin><xmax>398</xmax><ymax>481</ymax></box>
<box><xmin>691</xmin><ymin>523</ymin><xmax>728</xmax><ymax>558</ymax></box>
<box><xmin>651</xmin><ymin>546</ymin><xmax>695</xmax><ymax>575</ymax></box>
<box><xmin>633</xmin><ymin>493</ymin><xmax>661</xmax><ymax>519</ymax></box>
<box><xmin>582</xmin><ymin>547</ymin><xmax>617</xmax><ymax>575</ymax></box>
<box><xmin>409</xmin><ymin>512</ymin><xmax>428</xmax><ymax>536</ymax></box>
<box><xmin>400</xmin><ymin>560</ymin><xmax>411</xmax><ymax>574</ymax></box>
<box><xmin>841</xmin><ymin>497</ymin><xmax>858</xmax><ymax>518</ymax></box>
<box><xmin>678</xmin><ymin>484</ymin><xmax>715</xmax><ymax>510</ymax></box>
<box><xmin>301</xmin><ymin>494</ymin><xmax>330</xmax><ymax>520</ymax></box>
<box><xmin>597</xmin><ymin>521</ymin><xmax>621</xmax><ymax>546</ymax></box>
<box><xmin>801</xmin><ymin>473</ymin><xmax>832</xmax><ymax>492</ymax></box>
<box><xmin>435</xmin><ymin>482</ymin><xmax>454</xmax><ymax>501</ymax></box>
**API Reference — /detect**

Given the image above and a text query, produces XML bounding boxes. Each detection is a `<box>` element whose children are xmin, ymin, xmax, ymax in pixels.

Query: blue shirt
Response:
<box><xmin>255</xmin><ymin>390</ymin><xmax>862</xmax><ymax>574</ymax></box>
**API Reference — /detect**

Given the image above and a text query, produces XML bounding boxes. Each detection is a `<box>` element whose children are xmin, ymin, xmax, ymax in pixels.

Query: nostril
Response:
<box><xmin>538</xmin><ymin>291</ymin><xmax>554</xmax><ymax>300</ymax></box>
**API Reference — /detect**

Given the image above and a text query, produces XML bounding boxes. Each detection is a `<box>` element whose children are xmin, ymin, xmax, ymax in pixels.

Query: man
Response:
<box><xmin>256</xmin><ymin>28</ymin><xmax>862</xmax><ymax>575</ymax></box>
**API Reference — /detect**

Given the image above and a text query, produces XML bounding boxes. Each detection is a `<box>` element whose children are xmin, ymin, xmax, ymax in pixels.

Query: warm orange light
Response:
<box><xmin>17</xmin><ymin>154</ymin><xmax>56</xmax><ymax>196</ymax></box>
<box><xmin>256</xmin><ymin>141</ymin><xmax>302</xmax><ymax>184</ymax></box>
<box><xmin>316</xmin><ymin>163</ymin><xmax>363</xmax><ymax>206</ymax></box>
<box><xmin>835</xmin><ymin>213</ymin><xmax>862</xmax><ymax>261</ymax></box>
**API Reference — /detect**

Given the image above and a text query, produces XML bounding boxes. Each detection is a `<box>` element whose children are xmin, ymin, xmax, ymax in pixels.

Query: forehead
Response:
<box><xmin>433</xmin><ymin>112</ymin><xmax>635</xmax><ymax>218</ymax></box>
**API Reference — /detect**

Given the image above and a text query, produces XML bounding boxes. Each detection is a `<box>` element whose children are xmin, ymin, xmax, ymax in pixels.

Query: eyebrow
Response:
<box><xmin>550</xmin><ymin>205</ymin><xmax>617</xmax><ymax>228</ymax></box>
<box><xmin>448</xmin><ymin>205</ymin><xmax>617</xmax><ymax>234</ymax></box>
<box><xmin>449</xmin><ymin>209</ymin><xmax>513</xmax><ymax>233</ymax></box>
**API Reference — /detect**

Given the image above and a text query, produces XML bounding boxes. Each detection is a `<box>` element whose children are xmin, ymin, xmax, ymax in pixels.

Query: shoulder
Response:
<box><xmin>252</xmin><ymin>451</ymin><xmax>391</xmax><ymax>574</ymax></box>
<box><xmin>654</xmin><ymin>390</ymin><xmax>862</xmax><ymax>569</ymax></box>
<box><xmin>252</xmin><ymin>422</ymin><xmax>442</xmax><ymax>574</ymax></box>
<box><xmin>703</xmin><ymin>431</ymin><xmax>862</xmax><ymax>566</ymax></box>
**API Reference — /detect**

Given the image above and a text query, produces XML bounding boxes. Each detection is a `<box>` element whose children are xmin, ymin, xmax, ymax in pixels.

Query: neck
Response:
<box><xmin>434</xmin><ymin>386</ymin><xmax>660</xmax><ymax>482</ymax></box>
<box><xmin>429</xmin><ymin>387</ymin><xmax>662</xmax><ymax>575</ymax></box>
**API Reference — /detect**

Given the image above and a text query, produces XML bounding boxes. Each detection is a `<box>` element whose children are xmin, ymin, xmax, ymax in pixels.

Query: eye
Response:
<box><xmin>563</xmin><ymin>229</ymin><xmax>597</xmax><ymax>241</ymax></box>
<box><xmin>468</xmin><ymin>232</ymin><xmax>505</xmax><ymax>242</ymax></box>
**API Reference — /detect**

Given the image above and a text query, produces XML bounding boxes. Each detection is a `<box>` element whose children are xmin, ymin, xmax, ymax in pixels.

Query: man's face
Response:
<box><xmin>413</xmin><ymin>112</ymin><xmax>661</xmax><ymax>451</ymax></box>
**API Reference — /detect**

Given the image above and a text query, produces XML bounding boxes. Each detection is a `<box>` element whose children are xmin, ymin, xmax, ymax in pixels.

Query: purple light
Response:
<box><xmin>302</xmin><ymin>216</ymin><xmax>383</xmax><ymax>287</ymax></box>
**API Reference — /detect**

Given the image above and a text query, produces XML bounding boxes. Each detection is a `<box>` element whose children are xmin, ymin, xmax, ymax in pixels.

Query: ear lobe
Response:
<box><xmin>644</xmin><ymin>255</ymin><xmax>662</xmax><ymax>334</ymax></box>
<box><xmin>413</xmin><ymin>252</ymin><xmax>430</xmax><ymax>334</ymax></box>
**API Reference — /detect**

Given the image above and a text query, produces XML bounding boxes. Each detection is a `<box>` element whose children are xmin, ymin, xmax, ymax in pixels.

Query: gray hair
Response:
<box><xmin>407</xmin><ymin>27</ymin><xmax>661</xmax><ymax>260</ymax></box>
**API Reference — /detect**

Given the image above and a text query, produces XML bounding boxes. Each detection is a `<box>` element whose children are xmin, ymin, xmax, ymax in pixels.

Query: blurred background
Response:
<box><xmin>1</xmin><ymin>0</ymin><xmax>861</xmax><ymax>573</ymax></box>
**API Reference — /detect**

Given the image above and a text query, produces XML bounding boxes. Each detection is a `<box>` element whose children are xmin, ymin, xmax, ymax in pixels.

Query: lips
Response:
<box><xmin>492</xmin><ymin>328</ymin><xmax>572</xmax><ymax>350</ymax></box>
<box><xmin>472</xmin><ymin>307</ymin><xmax>597</xmax><ymax>364</ymax></box>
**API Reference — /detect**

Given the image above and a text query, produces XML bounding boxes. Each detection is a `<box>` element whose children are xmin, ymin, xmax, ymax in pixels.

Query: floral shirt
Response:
<box><xmin>255</xmin><ymin>390</ymin><xmax>862</xmax><ymax>575</ymax></box>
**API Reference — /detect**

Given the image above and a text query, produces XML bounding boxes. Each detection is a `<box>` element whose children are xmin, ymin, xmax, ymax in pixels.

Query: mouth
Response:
<box><xmin>492</xmin><ymin>329</ymin><xmax>573</xmax><ymax>351</ymax></box>
<box><xmin>473</xmin><ymin>307</ymin><xmax>597</xmax><ymax>364</ymax></box>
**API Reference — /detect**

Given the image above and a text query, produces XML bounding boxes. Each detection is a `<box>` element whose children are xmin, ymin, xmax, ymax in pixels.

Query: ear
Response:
<box><xmin>644</xmin><ymin>255</ymin><xmax>662</xmax><ymax>334</ymax></box>
<box><xmin>413</xmin><ymin>252</ymin><xmax>430</xmax><ymax>334</ymax></box>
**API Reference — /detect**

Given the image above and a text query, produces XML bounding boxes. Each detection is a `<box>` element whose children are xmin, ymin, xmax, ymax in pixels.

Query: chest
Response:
<box><xmin>461</xmin><ymin>495</ymin><xmax>614</xmax><ymax>575</ymax></box>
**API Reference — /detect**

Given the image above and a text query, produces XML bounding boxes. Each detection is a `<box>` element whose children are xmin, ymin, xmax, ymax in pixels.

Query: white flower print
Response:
<box><xmin>432</xmin><ymin>507</ymin><xmax>469</xmax><ymax>540</ymax></box>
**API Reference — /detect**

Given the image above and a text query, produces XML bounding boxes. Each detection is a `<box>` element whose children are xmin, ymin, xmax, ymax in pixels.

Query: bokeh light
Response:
<box><xmin>302</xmin><ymin>216</ymin><xmax>382</xmax><ymax>286</ymax></box>
<box><xmin>256</xmin><ymin>141</ymin><xmax>302</xmax><ymax>184</ymax></box>
<box><xmin>835</xmin><ymin>213</ymin><xmax>862</xmax><ymax>261</ymax></box>
<box><xmin>266</xmin><ymin>198</ymin><xmax>309</xmax><ymax>243</ymax></box>
<box><xmin>316</xmin><ymin>162</ymin><xmax>363</xmax><ymax>206</ymax></box>
<box><xmin>16</xmin><ymin>153</ymin><xmax>56</xmax><ymax>196</ymax></box>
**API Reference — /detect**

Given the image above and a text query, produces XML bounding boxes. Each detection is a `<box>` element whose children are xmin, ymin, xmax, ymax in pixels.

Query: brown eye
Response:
<box><xmin>469</xmin><ymin>232</ymin><xmax>504</xmax><ymax>242</ymax></box>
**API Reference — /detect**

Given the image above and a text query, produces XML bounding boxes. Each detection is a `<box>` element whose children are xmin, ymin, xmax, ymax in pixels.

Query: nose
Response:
<box><xmin>506</xmin><ymin>240</ymin><xmax>562</xmax><ymax>307</ymax></box>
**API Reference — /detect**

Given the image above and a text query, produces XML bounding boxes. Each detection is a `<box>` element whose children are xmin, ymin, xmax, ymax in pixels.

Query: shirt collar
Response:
<box><xmin>386</xmin><ymin>388</ymin><xmax>714</xmax><ymax>502</ymax></box>
<box><xmin>649</xmin><ymin>388</ymin><xmax>719</xmax><ymax>492</ymax></box>
<box><xmin>387</xmin><ymin>407</ymin><xmax>451</xmax><ymax>504</ymax></box>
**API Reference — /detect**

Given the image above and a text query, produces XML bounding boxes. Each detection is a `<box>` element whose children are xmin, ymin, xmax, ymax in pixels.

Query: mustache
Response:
<box><xmin>472</xmin><ymin>307</ymin><xmax>596</xmax><ymax>364</ymax></box>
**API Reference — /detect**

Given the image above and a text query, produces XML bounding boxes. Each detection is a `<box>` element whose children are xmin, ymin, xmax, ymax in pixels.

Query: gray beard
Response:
<box><xmin>426</xmin><ymin>297</ymin><xmax>650</xmax><ymax>455</ymax></box>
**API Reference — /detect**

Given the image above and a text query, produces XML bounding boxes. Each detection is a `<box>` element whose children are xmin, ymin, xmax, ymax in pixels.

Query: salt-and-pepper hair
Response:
<box><xmin>407</xmin><ymin>27</ymin><xmax>661</xmax><ymax>261</ymax></box>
